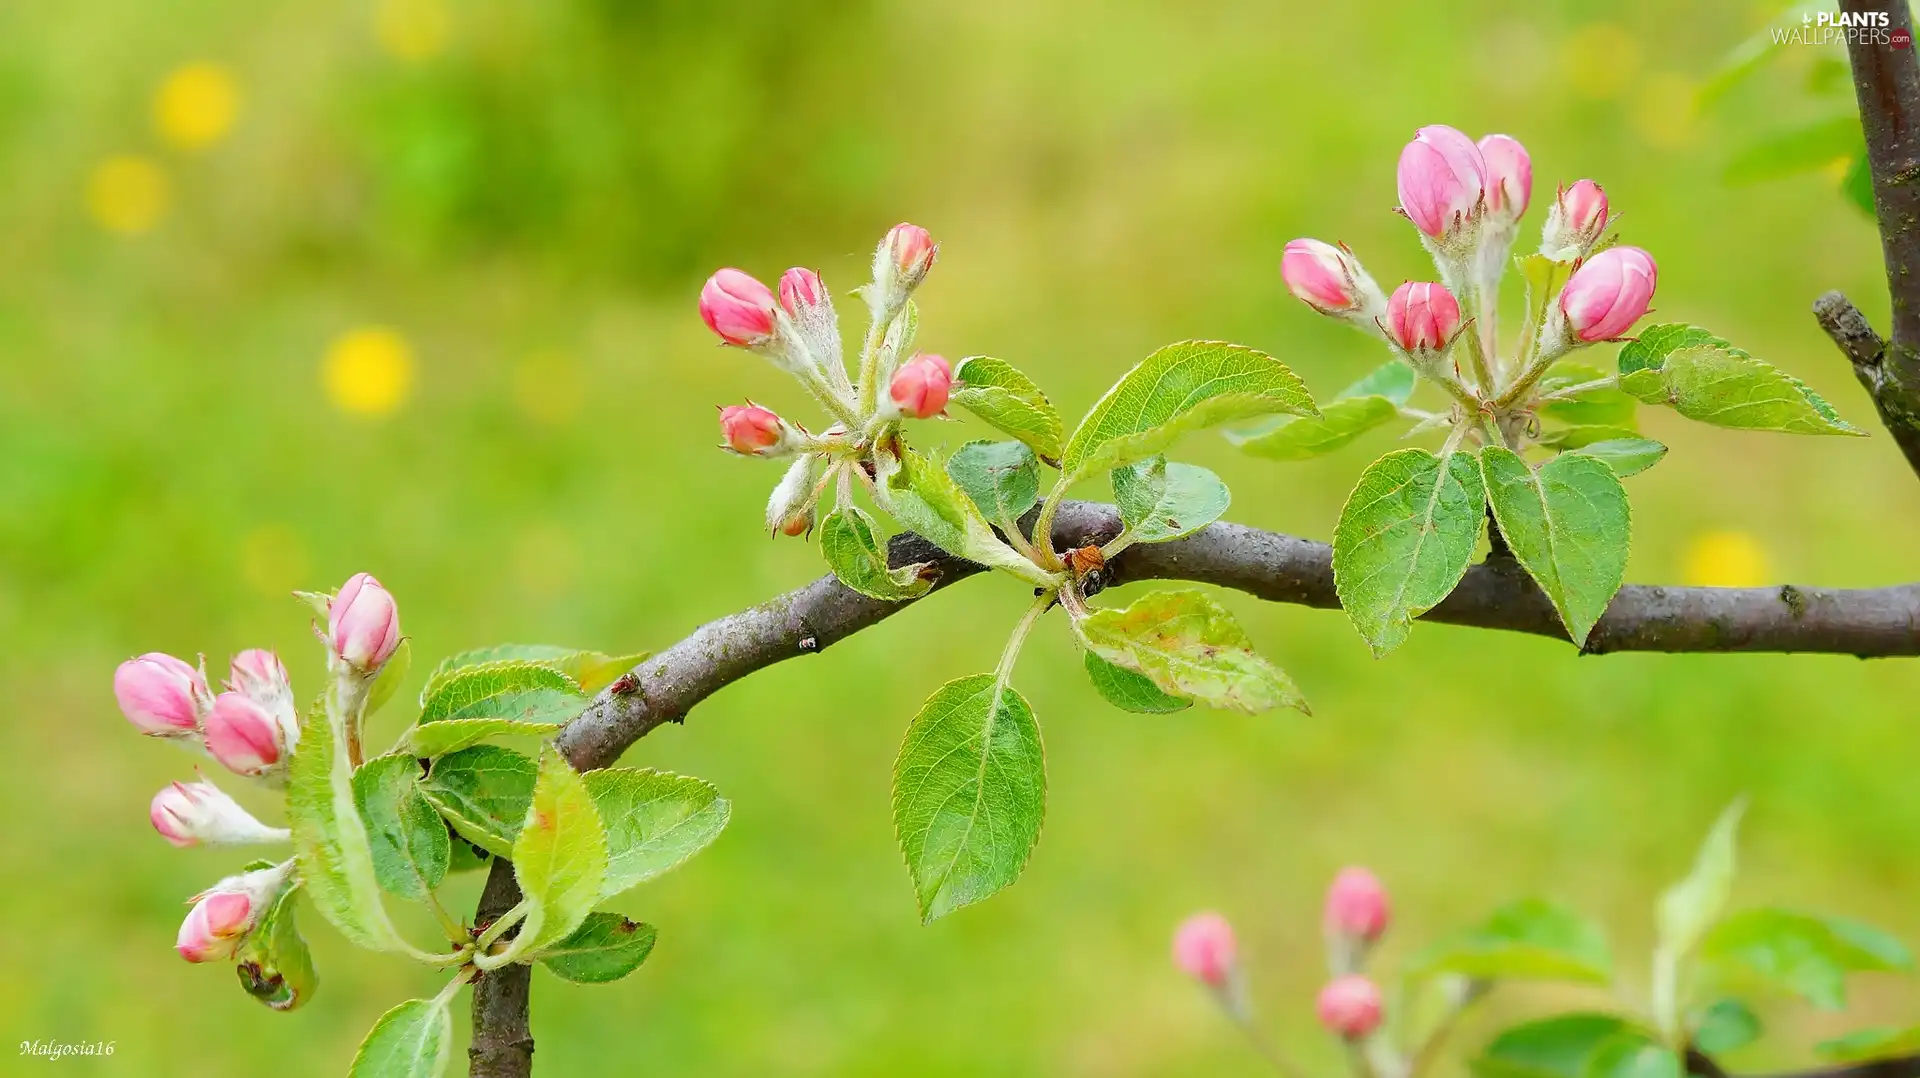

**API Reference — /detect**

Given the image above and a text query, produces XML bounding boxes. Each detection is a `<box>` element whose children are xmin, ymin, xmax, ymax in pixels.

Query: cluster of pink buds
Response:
<box><xmin>1172</xmin><ymin>867</ymin><xmax>1394</xmax><ymax>1066</ymax></box>
<box><xmin>1283</xmin><ymin>124</ymin><xmax>1658</xmax><ymax>406</ymax></box>
<box><xmin>697</xmin><ymin>222</ymin><xmax>960</xmax><ymax>535</ymax></box>
<box><xmin>113</xmin><ymin>572</ymin><xmax>405</xmax><ymax>967</ymax></box>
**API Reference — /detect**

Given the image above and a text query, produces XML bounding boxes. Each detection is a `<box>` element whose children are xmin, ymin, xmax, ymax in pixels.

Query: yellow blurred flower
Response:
<box><xmin>154</xmin><ymin>63</ymin><xmax>241</xmax><ymax>151</ymax></box>
<box><xmin>1682</xmin><ymin>530</ymin><xmax>1771</xmax><ymax>587</ymax></box>
<box><xmin>1632</xmin><ymin>73</ymin><xmax>1699</xmax><ymax>150</ymax></box>
<box><xmin>240</xmin><ymin>524</ymin><xmax>312</xmax><ymax>598</ymax></box>
<box><xmin>514</xmin><ymin>351</ymin><xmax>583</xmax><ymax>427</ymax></box>
<box><xmin>1562</xmin><ymin>24</ymin><xmax>1642</xmax><ymax>101</ymax></box>
<box><xmin>323</xmin><ymin>327</ymin><xmax>416</xmax><ymax>417</ymax></box>
<box><xmin>376</xmin><ymin>0</ymin><xmax>451</xmax><ymax>62</ymax></box>
<box><xmin>85</xmin><ymin>156</ymin><xmax>170</xmax><ymax>235</ymax></box>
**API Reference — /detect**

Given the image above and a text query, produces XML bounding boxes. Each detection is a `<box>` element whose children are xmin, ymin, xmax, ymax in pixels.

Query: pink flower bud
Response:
<box><xmin>114</xmin><ymin>652</ymin><xmax>210</xmax><ymax>736</ymax></box>
<box><xmin>227</xmin><ymin>649</ymin><xmax>288</xmax><ymax>700</ymax></box>
<box><xmin>1560</xmin><ymin>246</ymin><xmax>1657</xmax><ymax>342</ymax></box>
<box><xmin>1316</xmin><ymin>975</ymin><xmax>1384</xmax><ymax>1039</ymax></box>
<box><xmin>328</xmin><ymin>572</ymin><xmax>401</xmax><ymax>671</ymax></box>
<box><xmin>1324</xmin><ymin>867</ymin><xmax>1391</xmax><ymax>942</ymax></box>
<box><xmin>778</xmin><ymin>267</ymin><xmax>826</xmax><ymax>317</ymax></box>
<box><xmin>1282</xmin><ymin>239</ymin><xmax>1383</xmax><ymax>316</ymax></box>
<box><xmin>873</xmin><ymin>223</ymin><xmax>938</xmax><ymax>307</ymax></box>
<box><xmin>699</xmin><ymin>268</ymin><xmax>778</xmax><ymax>347</ymax></box>
<box><xmin>1385</xmin><ymin>282</ymin><xmax>1462</xmax><ymax>355</ymax></box>
<box><xmin>205</xmin><ymin>693</ymin><xmax>287</xmax><ymax>777</ymax></box>
<box><xmin>150</xmin><ymin>779</ymin><xmax>289</xmax><ymax>848</ymax></box>
<box><xmin>1541</xmin><ymin>180</ymin><xmax>1610</xmax><ymax>259</ymax></box>
<box><xmin>177</xmin><ymin>889</ymin><xmax>257</xmax><ymax>963</ymax></box>
<box><xmin>888</xmin><ymin>353</ymin><xmax>952</xmax><ymax>419</ymax></box>
<box><xmin>719</xmin><ymin>404</ymin><xmax>788</xmax><ymax>456</ymax></box>
<box><xmin>1397</xmin><ymin>125</ymin><xmax>1487</xmax><ymax>239</ymax></box>
<box><xmin>1172</xmin><ymin>911</ymin><xmax>1237</xmax><ymax>988</ymax></box>
<box><xmin>1477</xmin><ymin>134</ymin><xmax>1532</xmax><ymax>221</ymax></box>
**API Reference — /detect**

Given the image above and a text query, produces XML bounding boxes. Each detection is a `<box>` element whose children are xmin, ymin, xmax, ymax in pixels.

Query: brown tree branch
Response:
<box><xmin>1825</xmin><ymin>1</ymin><xmax>1920</xmax><ymax>476</ymax></box>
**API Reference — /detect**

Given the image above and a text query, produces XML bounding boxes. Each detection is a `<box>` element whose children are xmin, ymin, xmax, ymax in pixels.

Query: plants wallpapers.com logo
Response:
<box><xmin>1772</xmin><ymin>9</ymin><xmax>1909</xmax><ymax>48</ymax></box>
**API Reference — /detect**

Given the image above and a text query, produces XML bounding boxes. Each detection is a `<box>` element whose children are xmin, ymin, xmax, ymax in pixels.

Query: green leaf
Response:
<box><xmin>1692</xmin><ymin>999</ymin><xmax>1761</xmax><ymax>1056</ymax></box>
<box><xmin>422</xmin><ymin>645</ymin><xmax>647</xmax><ymax>699</ymax></box>
<box><xmin>1082</xmin><ymin>651</ymin><xmax>1191</xmax><ymax>714</ymax></box>
<box><xmin>1617</xmin><ymin>323</ymin><xmax>1745</xmax><ymax>375</ymax></box>
<box><xmin>1480</xmin><ymin>447</ymin><xmax>1631</xmax><ymax>647</ymax></box>
<box><xmin>1406</xmin><ymin>898</ymin><xmax>1612</xmax><ymax>985</ymax></box>
<box><xmin>892</xmin><ymin>672</ymin><xmax>1045</xmax><ymax>922</ymax></box>
<box><xmin>1077</xmin><ymin>589</ymin><xmax>1305</xmax><ymax>714</ymax></box>
<box><xmin>1540</xmin><ymin>425</ymin><xmax>1642</xmax><ymax>450</ymax></box>
<box><xmin>1724</xmin><ymin>115</ymin><xmax>1862</xmax><ymax>185</ymax></box>
<box><xmin>950</xmin><ymin>356</ymin><xmax>1064</xmax><ymax>464</ymax></box>
<box><xmin>1471</xmin><ymin>1013</ymin><xmax>1650</xmax><ymax>1078</ymax></box>
<box><xmin>447</xmin><ymin>835</ymin><xmax>490</xmax><ymax>873</ymax></box>
<box><xmin>1657</xmin><ymin>800</ymin><xmax>1747</xmax><ymax>962</ymax></box>
<box><xmin>585</xmin><ymin>768</ymin><xmax>731</xmax><ymax>900</ymax></box>
<box><xmin>1228</xmin><ymin>396</ymin><xmax>1399</xmax><ymax>461</ymax></box>
<box><xmin>1588</xmin><ymin>1037</ymin><xmax>1684</xmax><ymax>1078</ymax></box>
<box><xmin>1061</xmin><ymin>340</ymin><xmax>1316</xmax><ymax>481</ymax></box>
<box><xmin>819</xmin><ymin>505</ymin><xmax>935</xmax><ymax>602</ymax></box>
<box><xmin>1332</xmin><ymin>448</ymin><xmax>1486</xmax><ymax>657</ymax></box>
<box><xmin>1340</xmin><ymin>358</ymin><xmax>1417</xmax><ymax>404</ymax></box>
<box><xmin>1843</xmin><ymin>152</ymin><xmax>1875</xmax><ymax>217</ymax></box>
<box><xmin>1567</xmin><ymin>438</ymin><xmax>1668</xmax><ymax>479</ymax></box>
<box><xmin>1111</xmin><ymin>458</ymin><xmax>1230</xmax><ymax>544</ymax></box>
<box><xmin>1699</xmin><ymin>907</ymin><xmax>1914</xmax><ymax>1009</ymax></box>
<box><xmin>503</xmin><ymin>748</ymin><xmax>608</xmax><ymax>960</ymax></box>
<box><xmin>403</xmin><ymin>718</ymin><xmax>556</xmax><ymax>758</ymax></box>
<box><xmin>366</xmin><ymin>638</ymin><xmax>413</xmax><ymax>718</ymax></box>
<box><xmin>1818</xmin><ymin>1026</ymin><xmax>1920</xmax><ymax>1064</ymax></box>
<box><xmin>418</xmin><ymin>745</ymin><xmax>539</xmax><ymax>857</ymax></box>
<box><xmin>287</xmin><ymin>698</ymin><xmax>405</xmax><ymax>952</ymax></box>
<box><xmin>946</xmin><ymin>440</ymin><xmax>1040</xmax><ymax>525</ymax></box>
<box><xmin>234</xmin><ymin>884</ymin><xmax>319</xmax><ymax>1012</ymax></box>
<box><xmin>536</xmin><ymin>912</ymin><xmax>658</xmax><ymax>984</ymax></box>
<box><xmin>1537</xmin><ymin>361</ymin><xmax>1637</xmax><ymax>428</ymax></box>
<box><xmin>418</xmin><ymin>660</ymin><xmax>587</xmax><ymax>725</ymax></box>
<box><xmin>349</xmin><ymin>995</ymin><xmax>453</xmax><ymax>1078</ymax></box>
<box><xmin>353</xmin><ymin>754</ymin><xmax>451</xmax><ymax>902</ymax></box>
<box><xmin>883</xmin><ymin>448</ymin><xmax>1048</xmax><ymax>584</ymax></box>
<box><xmin>1617</xmin><ymin>338</ymin><xmax>1862</xmax><ymax>436</ymax></box>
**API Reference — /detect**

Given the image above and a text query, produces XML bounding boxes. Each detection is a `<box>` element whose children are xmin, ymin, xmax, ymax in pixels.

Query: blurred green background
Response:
<box><xmin>1</xmin><ymin>0</ymin><xmax>1913</xmax><ymax>1074</ymax></box>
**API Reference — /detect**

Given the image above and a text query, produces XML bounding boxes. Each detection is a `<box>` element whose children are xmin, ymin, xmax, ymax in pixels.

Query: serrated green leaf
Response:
<box><xmin>1481</xmin><ymin>447</ymin><xmax>1630</xmax><ymax>646</ymax></box>
<box><xmin>1111</xmin><ymin>458</ymin><xmax>1230</xmax><ymax>544</ymax></box>
<box><xmin>1619</xmin><ymin>342</ymin><xmax>1862</xmax><ymax>436</ymax></box>
<box><xmin>1817</xmin><ymin>1026</ymin><xmax>1920</xmax><ymax>1064</ymax></box>
<box><xmin>883</xmin><ymin>448</ymin><xmax>1049</xmax><ymax>585</ymax></box>
<box><xmin>537</xmin><ymin>912</ymin><xmax>658</xmax><ymax>984</ymax></box>
<box><xmin>892</xmin><ymin>672</ymin><xmax>1045</xmax><ymax>923</ymax></box>
<box><xmin>1228</xmin><ymin>396</ymin><xmax>1400</xmax><ymax>460</ymax></box>
<box><xmin>819</xmin><ymin>505</ymin><xmax>935</xmax><ymax>602</ymax></box>
<box><xmin>1082</xmin><ymin>651</ymin><xmax>1191</xmax><ymax>714</ymax></box>
<box><xmin>403</xmin><ymin>718</ymin><xmax>556</xmax><ymax>758</ymax></box>
<box><xmin>1692</xmin><ymin>999</ymin><xmax>1761</xmax><ymax>1055</ymax></box>
<box><xmin>1568</xmin><ymin>438</ymin><xmax>1667</xmax><ymax>478</ymax></box>
<box><xmin>1407</xmin><ymin>898</ymin><xmax>1612</xmax><ymax>985</ymax></box>
<box><xmin>1540</xmin><ymin>425</ymin><xmax>1643</xmax><ymax>450</ymax></box>
<box><xmin>418</xmin><ymin>745</ymin><xmax>539</xmax><ymax>857</ymax></box>
<box><xmin>1061</xmin><ymin>340</ymin><xmax>1316</xmax><ymax>481</ymax></box>
<box><xmin>353</xmin><ymin>754</ymin><xmax>451</xmax><ymax>902</ymax></box>
<box><xmin>234</xmin><ymin>884</ymin><xmax>319</xmax><ymax>1012</ymax></box>
<box><xmin>421</xmin><ymin>645</ymin><xmax>647</xmax><ymax>700</ymax></box>
<box><xmin>1724</xmin><ymin>115</ymin><xmax>1861</xmax><ymax>185</ymax></box>
<box><xmin>1332</xmin><ymin>448</ymin><xmax>1486</xmax><ymax>657</ymax></box>
<box><xmin>366</xmin><ymin>638</ymin><xmax>412</xmax><ymax>718</ymax></box>
<box><xmin>946</xmin><ymin>440</ymin><xmax>1040</xmax><ymax>525</ymax></box>
<box><xmin>1700</xmin><ymin>907</ymin><xmax>1914</xmax><ymax>1009</ymax></box>
<box><xmin>500</xmin><ymin>748</ymin><xmax>607</xmax><ymax>961</ymax></box>
<box><xmin>287</xmin><ymin>699</ymin><xmax>405</xmax><ymax>952</ymax></box>
<box><xmin>349</xmin><ymin>995</ymin><xmax>453</xmax><ymax>1078</ymax></box>
<box><xmin>1617</xmin><ymin>324</ymin><xmax>1747</xmax><ymax>375</ymax></box>
<box><xmin>1471</xmin><ymin>1013</ymin><xmax>1648</xmax><ymax>1078</ymax></box>
<box><xmin>585</xmin><ymin>768</ymin><xmax>731</xmax><ymax>900</ymax></box>
<box><xmin>418</xmin><ymin>661</ymin><xmax>586</xmax><ymax>726</ymax></box>
<box><xmin>1340</xmin><ymin>358</ymin><xmax>1417</xmax><ymax>403</ymax></box>
<box><xmin>1077</xmin><ymin>589</ymin><xmax>1305</xmax><ymax>714</ymax></box>
<box><xmin>1657</xmin><ymin>800</ymin><xmax>1747</xmax><ymax>961</ymax></box>
<box><xmin>950</xmin><ymin>356</ymin><xmax>1064</xmax><ymax>463</ymax></box>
